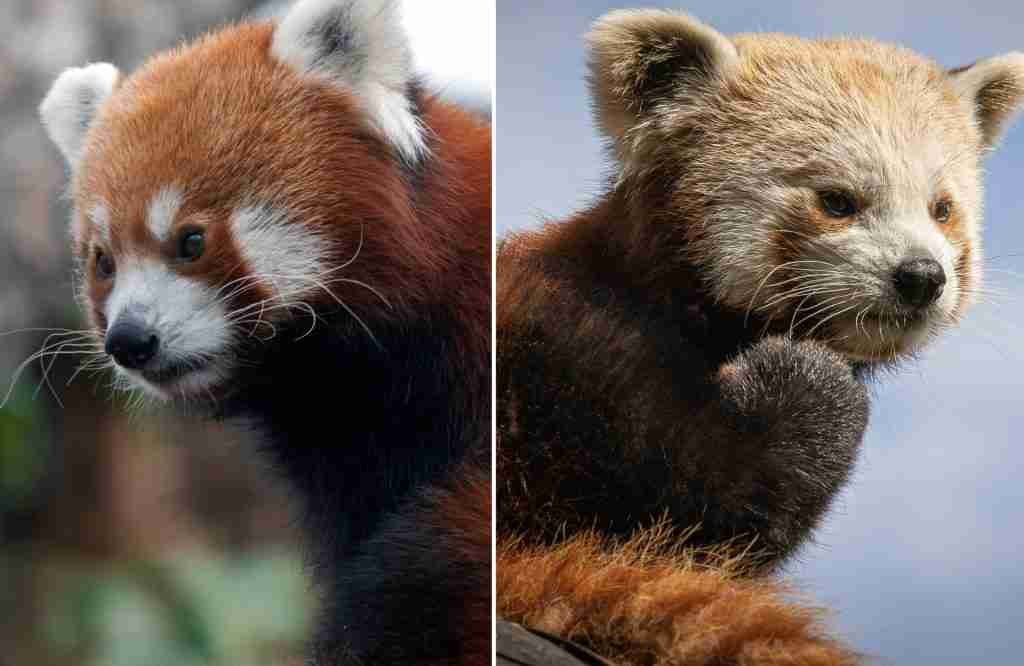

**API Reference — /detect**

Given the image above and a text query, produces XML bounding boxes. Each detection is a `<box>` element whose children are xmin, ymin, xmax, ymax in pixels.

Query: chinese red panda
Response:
<box><xmin>39</xmin><ymin>1</ymin><xmax>491</xmax><ymax>664</ymax></box>
<box><xmin>497</xmin><ymin>9</ymin><xmax>1024</xmax><ymax>665</ymax></box>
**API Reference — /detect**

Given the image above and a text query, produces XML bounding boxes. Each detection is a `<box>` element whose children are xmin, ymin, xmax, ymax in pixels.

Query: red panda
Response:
<box><xmin>497</xmin><ymin>9</ymin><xmax>1024</xmax><ymax>665</ymax></box>
<box><xmin>39</xmin><ymin>1</ymin><xmax>491</xmax><ymax>664</ymax></box>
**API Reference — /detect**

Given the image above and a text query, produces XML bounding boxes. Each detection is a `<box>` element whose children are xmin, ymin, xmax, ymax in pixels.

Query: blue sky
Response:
<box><xmin>497</xmin><ymin>2</ymin><xmax>1024</xmax><ymax>663</ymax></box>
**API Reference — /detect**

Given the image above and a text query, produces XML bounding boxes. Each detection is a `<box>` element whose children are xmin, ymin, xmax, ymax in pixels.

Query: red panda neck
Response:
<box><xmin>525</xmin><ymin>186</ymin><xmax>706</xmax><ymax>311</ymax></box>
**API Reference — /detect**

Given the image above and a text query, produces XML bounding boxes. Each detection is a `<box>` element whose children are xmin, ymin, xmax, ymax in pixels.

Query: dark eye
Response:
<box><xmin>818</xmin><ymin>190</ymin><xmax>859</xmax><ymax>218</ymax></box>
<box><xmin>179</xmin><ymin>229</ymin><xmax>205</xmax><ymax>261</ymax></box>
<box><xmin>933</xmin><ymin>198</ymin><xmax>953</xmax><ymax>224</ymax></box>
<box><xmin>95</xmin><ymin>248</ymin><xmax>115</xmax><ymax>279</ymax></box>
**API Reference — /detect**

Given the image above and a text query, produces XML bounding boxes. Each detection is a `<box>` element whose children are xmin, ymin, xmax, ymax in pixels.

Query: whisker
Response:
<box><xmin>805</xmin><ymin>303</ymin><xmax>862</xmax><ymax>339</ymax></box>
<box><xmin>791</xmin><ymin>294</ymin><xmax>857</xmax><ymax>331</ymax></box>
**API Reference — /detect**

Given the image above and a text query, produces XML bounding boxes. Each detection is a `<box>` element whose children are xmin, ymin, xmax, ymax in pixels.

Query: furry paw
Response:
<box><xmin>709</xmin><ymin>337</ymin><xmax>870</xmax><ymax>565</ymax></box>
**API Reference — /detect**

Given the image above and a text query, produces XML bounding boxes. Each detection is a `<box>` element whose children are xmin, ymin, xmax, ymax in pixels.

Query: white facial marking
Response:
<box><xmin>82</xmin><ymin>202</ymin><xmax>111</xmax><ymax>245</ymax></box>
<box><xmin>271</xmin><ymin>0</ymin><xmax>425</xmax><ymax>162</ymax></box>
<box><xmin>798</xmin><ymin>200</ymin><xmax>961</xmax><ymax>358</ymax></box>
<box><xmin>105</xmin><ymin>257</ymin><xmax>232</xmax><ymax>398</ymax></box>
<box><xmin>230</xmin><ymin>204</ymin><xmax>329</xmax><ymax>299</ymax></box>
<box><xmin>146</xmin><ymin>186</ymin><xmax>183</xmax><ymax>242</ymax></box>
<box><xmin>39</xmin><ymin>62</ymin><xmax>120</xmax><ymax>168</ymax></box>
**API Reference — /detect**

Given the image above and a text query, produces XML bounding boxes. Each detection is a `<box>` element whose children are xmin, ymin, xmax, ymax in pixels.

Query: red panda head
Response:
<box><xmin>39</xmin><ymin>0</ymin><xmax>437</xmax><ymax>401</ymax></box>
<box><xmin>587</xmin><ymin>11</ymin><xmax>1024</xmax><ymax>362</ymax></box>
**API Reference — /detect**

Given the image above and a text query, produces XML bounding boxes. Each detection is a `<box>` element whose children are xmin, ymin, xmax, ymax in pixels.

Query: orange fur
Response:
<box><xmin>76</xmin><ymin>20</ymin><xmax>492</xmax><ymax>356</ymax></box>
<box><xmin>498</xmin><ymin>529</ymin><xmax>859</xmax><ymax>666</ymax></box>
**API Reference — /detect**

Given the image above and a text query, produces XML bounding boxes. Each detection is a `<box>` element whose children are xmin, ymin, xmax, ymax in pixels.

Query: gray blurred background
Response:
<box><xmin>0</xmin><ymin>2</ymin><xmax>490</xmax><ymax>665</ymax></box>
<box><xmin>497</xmin><ymin>2</ymin><xmax>1023</xmax><ymax>664</ymax></box>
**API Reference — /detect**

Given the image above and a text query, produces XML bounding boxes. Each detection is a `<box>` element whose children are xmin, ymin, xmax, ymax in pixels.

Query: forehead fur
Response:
<box><xmin>728</xmin><ymin>35</ymin><xmax>966</xmax><ymax>132</ymax></box>
<box><xmin>649</xmin><ymin>36</ymin><xmax>972</xmax><ymax>151</ymax></box>
<box><xmin>73</xmin><ymin>21</ymin><xmax>409</xmax><ymax>249</ymax></box>
<box><xmin>734</xmin><ymin>38</ymin><xmax>972</xmax><ymax>176</ymax></box>
<box><xmin>624</xmin><ymin>34</ymin><xmax>983</xmax><ymax>216</ymax></box>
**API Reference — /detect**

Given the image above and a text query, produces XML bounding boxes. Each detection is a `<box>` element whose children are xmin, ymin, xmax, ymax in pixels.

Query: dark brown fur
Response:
<box><xmin>497</xmin><ymin>188</ymin><xmax>869</xmax><ymax>565</ymax></box>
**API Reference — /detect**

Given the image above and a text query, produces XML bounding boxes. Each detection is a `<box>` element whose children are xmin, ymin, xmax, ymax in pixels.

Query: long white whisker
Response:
<box><xmin>805</xmin><ymin>303</ymin><xmax>862</xmax><ymax>339</ymax></box>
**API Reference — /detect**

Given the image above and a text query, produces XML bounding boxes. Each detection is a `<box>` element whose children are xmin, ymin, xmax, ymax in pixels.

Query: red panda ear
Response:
<box><xmin>949</xmin><ymin>52</ymin><xmax>1024</xmax><ymax>149</ymax></box>
<box><xmin>586</xmin><ymin>9</ymin><xmax>737</xmax><ymax>154</ymax></box>
<box><xmin>39</xmin><ymin>63</ymin><xmax>121</xmax><ymax>170</ymax></box>
<box><xmin>271</xmin><ymin>0</ymin><xmax>425</xmax><ymax>164</ymax></box>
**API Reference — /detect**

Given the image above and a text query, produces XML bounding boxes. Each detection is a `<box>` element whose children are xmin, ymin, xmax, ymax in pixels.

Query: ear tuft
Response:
<box><xmin>586</xmin><ymin>9</ymin><xmax>737</xmax><ymax>145</ymax></box>
<box><xmin>39</xmin><ymin>63</ymin><xmax>120</xmax><ymax>169</ymax></box>
<box><xmin>949</xmin><ymin>52</ymin><xmax>1024</xmax><ymax>149</ymax></box>
<box><xmin>272</xmin><ymin>0</ymin><xmax>425</xmax><ymax>163</ymax></box>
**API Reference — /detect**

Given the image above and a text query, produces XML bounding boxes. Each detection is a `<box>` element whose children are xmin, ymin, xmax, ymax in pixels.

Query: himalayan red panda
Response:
<box><xmin>39</xmin><ymin>1</ymin><xmax>491</xmax><ymax>664</ymax></box>
<box><xmin>497</xmin><ymin>9</ymin><xmax>1024</xmax><ymax>665</ymax></box>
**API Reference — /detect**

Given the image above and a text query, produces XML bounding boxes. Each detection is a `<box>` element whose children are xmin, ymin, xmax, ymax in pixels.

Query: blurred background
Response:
<box><xmin>0</xmin><ymin>2</ymin><xmax>492</xmax><ymax>665</ymax></box>
<box><xmin>497</xmin><ymin>2</ymin><xmax>1024</xmax><ymax>664</ymax></box>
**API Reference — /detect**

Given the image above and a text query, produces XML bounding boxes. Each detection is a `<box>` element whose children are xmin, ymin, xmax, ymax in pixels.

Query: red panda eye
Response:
<box><xmin>178</xmin><ymin>229</ymin><xmax>205</xmax><ymax>262</ymax></box>
<box><xmin>933</xmin><ymin>198</ymin><xmax>953</xmax><ymax>224</ymax></box>
<box><xmin>818</xmin><ymin>190</ymin><xmax>859</xmax><ymax>218</ymax></box>
<box><xmin>95</xmin><ymin>249</ymin><xmax>115</xmax><ymax>279</ymax></box>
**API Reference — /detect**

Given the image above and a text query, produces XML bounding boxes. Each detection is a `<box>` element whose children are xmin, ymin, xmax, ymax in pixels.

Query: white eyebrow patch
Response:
<box><xmin>146</xmin><ymin>186</ymin><xmax>183</xmax><ymax>241</ymax></box>
<box><xmin>88</xmin><ymin>202</ymin><xmax>111</xmax><ymax>243</ymax></box>
<box><xmin>230</xmin><ymin>204</ymin><xmax>329</xmax><ymax>298</ymax></box>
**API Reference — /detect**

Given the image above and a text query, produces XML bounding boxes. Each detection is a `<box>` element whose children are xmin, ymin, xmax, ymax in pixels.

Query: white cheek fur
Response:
<box><xmin>811</xmin><ymin>215</ymin><xmax>961</xmax><ymax>315</ymax></box>
<box><xmin>698</xmin><ymin>198</ymin><xmax>969</xmax><ymax>360</ymax></box>
<box><xmin>230</xmin><ymin>203</ymin><xmax>330</xmax><ymax>301</ymax></box>
<box><xmin>105</xmin><ymin>258</ymin><xmax>233</xmax><ymax>382</ymax></box>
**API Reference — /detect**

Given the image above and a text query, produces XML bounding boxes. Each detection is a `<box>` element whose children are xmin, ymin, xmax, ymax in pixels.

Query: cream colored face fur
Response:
<box><xmin>589</xmin><ymin>11</ymin><xmax>1024</xmax><ymax>361</ymax></box>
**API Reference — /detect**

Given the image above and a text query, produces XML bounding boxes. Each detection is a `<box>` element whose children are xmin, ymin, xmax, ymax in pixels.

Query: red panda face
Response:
<box><xmin>678</xmin><ymin>39</ymin><xmax>989</xmax><ymax>362</ymax></box>
<box><xmin>40</xmin><ymin>1</ymin><xmax>429</xmax><ymax>401</ymax></box>
<box><xmin>586</xmin><ymin>12</ymin><xmax>1024</xmax><ymax>363</ymax></box>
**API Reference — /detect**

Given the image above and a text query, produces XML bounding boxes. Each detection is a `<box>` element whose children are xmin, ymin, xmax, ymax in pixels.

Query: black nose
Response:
<box><xmin>893</xmin><ymin>258</ymin><xmax>946</xmax><ymax>309</ymax></box>
<box><xmin>105</xmin><ymin>320</ymin><xmax>159</xmax><ymax>369</ymax></box>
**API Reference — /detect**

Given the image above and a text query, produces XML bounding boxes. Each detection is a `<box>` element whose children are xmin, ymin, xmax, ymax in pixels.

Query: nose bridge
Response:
<box><xmin>886</xmin><ymin>202</ymin><xmax>947</xmax><ymax>264</ymax></box>
<box><xmin>105</xmin><ymin>258</ymin><xmax>162</xmax><ymax>328</ymax></box>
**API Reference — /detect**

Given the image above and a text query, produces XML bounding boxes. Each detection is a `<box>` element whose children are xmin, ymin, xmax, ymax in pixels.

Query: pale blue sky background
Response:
<box><xmin>497</xmin><ymin>2</ymin><xmax>1024</xmax><ymax>663</ymax></box>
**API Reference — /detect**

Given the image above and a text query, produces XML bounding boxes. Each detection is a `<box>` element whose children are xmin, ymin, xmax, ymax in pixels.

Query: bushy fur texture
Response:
<box><xmin>498</xmin><ymin>8</ymin><xmax>1024</xmax><ymax>665</ymax></box>
<box><xmin>498</xmin><ymin>528</ymin><xmax>859</xmax><ymax>666</ymax></box>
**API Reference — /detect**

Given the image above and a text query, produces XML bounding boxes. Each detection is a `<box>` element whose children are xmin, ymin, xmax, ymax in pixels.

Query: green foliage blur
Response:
<box><xmin>0</xmin><ymin>383</ymin><xmax>49</xmax><ymax>512</ymax></box>
<box><xmin>35</xmin><ymin>552</ymin><xmax>311</xmax><ymax>666</ymax></box>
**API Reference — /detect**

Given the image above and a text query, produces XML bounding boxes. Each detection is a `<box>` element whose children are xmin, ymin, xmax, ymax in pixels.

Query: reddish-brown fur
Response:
<box><xmin>428</xmin><ymin>468</ymin><xmax>494</xmax><ymax>666</ymax></box>
<box><xmin>499</xmin><ymin>529</ymin><xmax>858</xmax><ymax>666</ymax></box>
<box><xmin>77</xmin><ymin>21</ymin><xmax>491</xmax><ymax>361</ymax></box>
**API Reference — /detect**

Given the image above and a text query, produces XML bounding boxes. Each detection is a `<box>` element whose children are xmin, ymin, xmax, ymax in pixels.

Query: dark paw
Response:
<box><xmin>709</xmin><ymin>337</ymin><xmax>870</xmax><ymax>564</ymax></box>
<box><xmin>719</xmin><ymin>336</ymin><xmax>868</xmax><ymax>437</ymax></box>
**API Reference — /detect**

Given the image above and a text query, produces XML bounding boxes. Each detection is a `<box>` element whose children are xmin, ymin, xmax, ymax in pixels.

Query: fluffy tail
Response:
<box><xmin>497</xmin><ymin>527</ymin><xmax>860</xmax><ymax>666</ymax></box>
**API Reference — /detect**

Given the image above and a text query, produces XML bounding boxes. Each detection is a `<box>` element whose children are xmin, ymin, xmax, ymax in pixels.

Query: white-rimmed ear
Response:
<box><xmin>949</xmin><ymin>52</ymin><xmax>1024</xmax><ymax>149</ymax></box>
<box><xmin>271</xmin><ymin>0</ymin><xmax>425</xmax><ymax>163</ymax></box>
<box><xmin>39</xmin><ymin>63</ymin><xmax>120</xmax><ymax>169</ymax></box>
<box><xmin>587</xmin><ymin>10</ymin><xmax>738</xmax><ymax>145</ymax></box>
